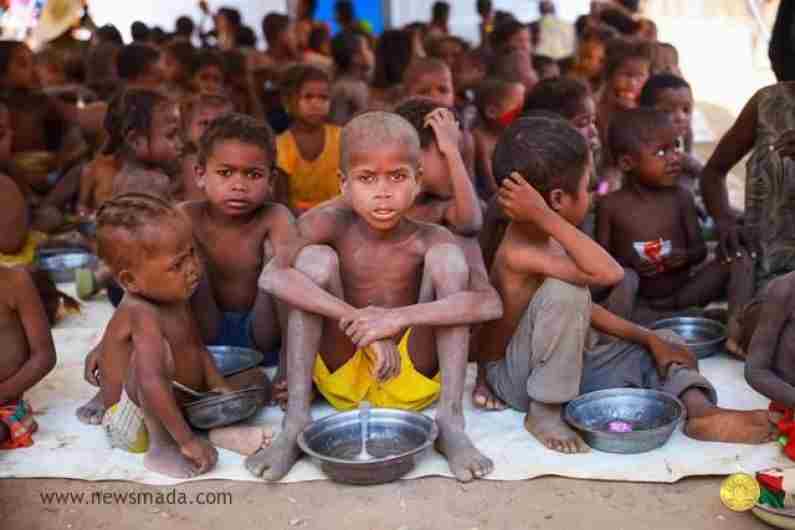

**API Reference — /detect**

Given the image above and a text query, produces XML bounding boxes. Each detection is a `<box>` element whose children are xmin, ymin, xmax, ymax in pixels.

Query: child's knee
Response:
<box><xmin>425</xmin><ymin>243</ymin><xmax>469</xmax><ymax>289</ymax></box>
<box><xmin>537</xmin><ymin>278</ymin><xmax>591</xmax><ymax>315</ymax></box>
<box><xmin>293</xmin><ymin>245</ymin><xmax>339</xmax><ymax>286</ymax></box>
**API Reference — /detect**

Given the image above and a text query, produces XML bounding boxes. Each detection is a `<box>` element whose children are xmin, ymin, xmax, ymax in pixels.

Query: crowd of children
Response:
<box><xmin>1</xmin><ymin>0</ymin><xmax>792</xmax><ymax>482</ymax></box>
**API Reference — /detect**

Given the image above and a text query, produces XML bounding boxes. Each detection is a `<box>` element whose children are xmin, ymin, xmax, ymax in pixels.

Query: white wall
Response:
<box><xmin>87</xmin><ymin>0</ymin><xmax>286</xmax><ymax>46</ymax></box>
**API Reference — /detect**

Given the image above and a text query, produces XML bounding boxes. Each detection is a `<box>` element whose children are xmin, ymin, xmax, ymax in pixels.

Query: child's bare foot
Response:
<box><xmin>76</xmin><ymin>392</ymin><xmax>105</xmax><ymax>425</ymax></box>
<box><xmin>524</xmin><ymin>401</ymin><xmax>590</xmax><ymax>454</ymax></box>
<box><xmin>245</xmin><ymin>415</ymin><xmax>309</xmax><ymax>481</ymax></box>
<box><xmin>144</xmin><ymin>439</ymin><xmax>203</xmax><ymax>479</ymax></box>
<box><xmin>472</xmin><ymin>366</ymin><xmax>506</xmax><ymax>411</ymax></box>
<box><xmin>435</xmin><ymin>414</ymin><xmax>493</xmax><ymax>482</ymax></box>
<box><xmin>209</xmin><ymin>425</ymin><xmax>274</xmax><ymax>456</ymax></box>
<box><xmin>685</xmin><ymin>409</ymin><xmax>777</xmax><ymax>444</ymax></box>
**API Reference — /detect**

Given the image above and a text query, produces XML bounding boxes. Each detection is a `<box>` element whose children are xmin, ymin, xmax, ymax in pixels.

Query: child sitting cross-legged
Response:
<box><xmin>596</xmin><ymin>108</ymin><xmax>751</xmax><ymax>318</ymax></box>
<box><xmin>473</xmin><ymin>116</ymin><xmax>774</xmax><ymax>453</ymax></box>
<box><xmin>95</xmin><ymin>194</ymin><xmax>273</xmax><ymax>478</ymax></box>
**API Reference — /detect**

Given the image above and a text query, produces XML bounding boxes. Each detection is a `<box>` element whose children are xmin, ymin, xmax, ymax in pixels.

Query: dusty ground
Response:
<box><xmin>0</xmin><ymin>475</ymin><xmax>771</xmax><ymax>530</ymax></box>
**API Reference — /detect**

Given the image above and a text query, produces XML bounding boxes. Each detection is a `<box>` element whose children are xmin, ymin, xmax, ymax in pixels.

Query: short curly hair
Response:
<box><xmin>393</xmin><ymin>97</ymin><xmax>459</xmax><ymax>150</ymax></box>
<box><xmin>197</xmin><ymin>113</ymin><xmax>276</xmax><ymax>168</ymax></box>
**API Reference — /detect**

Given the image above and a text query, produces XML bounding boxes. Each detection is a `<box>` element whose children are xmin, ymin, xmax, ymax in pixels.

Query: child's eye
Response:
<box><xmin>655</xmin><ymin>148</ymin><xmax>666</xmax><ymax>157</ymax></box>
<box><xmin>246</xmin><ymin>169</ymin><xmax>264</xmax><ymax>180</ymax></box>
<box><xmin>358</xmin><ymin>174</ymin><xmax>375</xmax><ymax>183</ymax></box>
<box><xmin>218</xmin><ymin>168</ymin><xmax>232</xmax><ymax>177</ymax></box>
<box><xmin>391</xmin><ymin>173</ymin><xmax>407</xmax><ymax>182</ymax></box>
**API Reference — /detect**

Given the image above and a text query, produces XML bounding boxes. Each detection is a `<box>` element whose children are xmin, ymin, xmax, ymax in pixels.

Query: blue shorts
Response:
<box><xmin>210</xmin><ymin>311</ymin><xmax>279</xmax><ymax>366</ymax></box>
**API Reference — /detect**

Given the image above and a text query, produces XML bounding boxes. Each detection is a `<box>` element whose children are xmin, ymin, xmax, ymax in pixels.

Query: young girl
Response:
<box><xmin>276</xmin><ymin>64</ymin><xmax>341</xmax><ymax>214</ymax></box>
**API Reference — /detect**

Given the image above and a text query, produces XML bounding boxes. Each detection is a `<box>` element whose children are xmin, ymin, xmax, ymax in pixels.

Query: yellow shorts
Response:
<box><xmin>313</xmin><ymin>329</ymin><xmax>441</xmax><ymax>411</ymax></box>
<box><xmin>0</xmin><ymin>231</ymin><xmax>46</xmax><ymax>267</ymax></box>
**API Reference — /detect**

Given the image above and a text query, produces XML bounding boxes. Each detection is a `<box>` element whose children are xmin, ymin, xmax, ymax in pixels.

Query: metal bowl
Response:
<box><xmin>650</xmin><ymin>317</ymin><xmax>726</xmax><ymax>359</ymax></box>
<box><xmin>564</xmin><ymin>388</ymin><xmax>685</xmax><ymax>454</ymax></box>
<box><xmin>208</xmin><ymin>346</ymin><xmax>264</xmax><ymax>377</ymax></box>
<box><xmin>184</xmin><ymin>387</ymin><xmax>267</xmax><ymax>430</ymax></box>
<box><xmin>36</xmin><ymin>248</ymin><xmax>98</xmax><ymax>284</ymax></box>
<box><xmin>752</xmin><ymin>504</ymin><xmax>795</xmax><ymax>529</ymax></box>
<box><xmin>297</xmin><ymin>408</ymin><xmax>439</xmax><ymax>485</ymax></box>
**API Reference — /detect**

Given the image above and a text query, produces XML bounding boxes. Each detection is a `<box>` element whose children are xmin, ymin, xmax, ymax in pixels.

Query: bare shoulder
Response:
<box><xmin>0</xmin><ymin>266</ymin><xmax>34</xmax><ymax>302</ymax></box>
<box><xmin>176</xmin><ymin>199</ymin><xmax>206</xmax><ymax>221</ymax></box>
<box><xmin>297</xmin><ymin>197</ymin><xmax>354</xmax><ymax>241</ymax></box>
<box><xmin>259</xmin><ymin>201</ymin><xmax>295</xmax><ymax>226</ymax></box>
<box><xmin>413</xmin><ymin>219</ymin><xmax>457</xmax><ymax>249</ymax></box>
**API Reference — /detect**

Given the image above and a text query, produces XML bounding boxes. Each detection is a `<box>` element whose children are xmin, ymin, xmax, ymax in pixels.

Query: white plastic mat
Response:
<box><xmin>0</xmin><ymin>287</ymin><xmax>786</xmax><ymax>485</ymax></box>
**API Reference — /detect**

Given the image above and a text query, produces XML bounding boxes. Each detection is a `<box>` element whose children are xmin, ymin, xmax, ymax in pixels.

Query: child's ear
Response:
<box><xmin>548</xmin><ymin>188</ymin><xmax>565</xmax><ymax>212</ymax></box>
<box><xmin>617</xmin><ymin>153</ymin><xmax>635</xmax><ymax>173</ymax></box>
<box><xmin>195</xmin><ymin>163</ymin><xmax>206</xmax><ymax>189</ymax></box>
<box><xmin>338</xmin><ymin>169</ymin><xmax>348</xmax><ymax>193</ymax></box>
<box><xmin>126</xmin><ymin>130</ymin><xmax>149</xmax><ymax>159</ymax></box>
<box><xmin>116</xmin><ymin>269</ymin><xmax>138</xmax><ymax>294</ymax></box>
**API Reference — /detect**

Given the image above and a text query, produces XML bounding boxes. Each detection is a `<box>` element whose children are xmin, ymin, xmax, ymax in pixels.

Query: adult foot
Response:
<box><xmin>685</xmin><ymin>409</ymin><xmax>777</xmax><ymax>444</ymax></box>
<box><xmin>472</xmin><ymin>366</ymin><xmax>506</xmax><ymax>411</ymax></box>
<box><xmin>76</xmin><ymin>392</ymin><xmax>105</xmax><ymax>425</ymax></box>
<box><xmin>209</xmin><ymin>425</ymin><xmax>274</xmax><ymax>456</ymax></box>
<box><xmin>244</xmin><ymin>417</ymin><xmax>309</xmax><ymax>481</ymax></box>
<box><xmin>435</xmin><ymin>415</ymin><xmax>493</xmax><ymax>482</ymax></box>
<box><xmin>524</xmin><ymin>401</ymin><xmax>590</xmax><ymax>454</ymax></box>
<box><xmin>144</xmin><ymin>440</ymin><xmax>202</xmax><ymax>478</ymax></box>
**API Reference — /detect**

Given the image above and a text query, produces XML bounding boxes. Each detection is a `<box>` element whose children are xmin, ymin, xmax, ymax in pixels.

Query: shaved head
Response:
<box><xmin>340</xmin><ymin>111</ymin><xmax>421</xmax><ymax>173</ymax></box>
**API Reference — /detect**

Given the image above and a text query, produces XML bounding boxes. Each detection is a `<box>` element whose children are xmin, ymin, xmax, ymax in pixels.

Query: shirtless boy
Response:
<box><xmin>94</xmin><ymin>194</ymin><xmax>271</xmax><ymax>477</ymax></box>
<box><xmin>0</xmin><ymin>266</ymin><xmax>56</xmax><ymax>449</ymax></box>
<box><xmin>180</xmin><ymin>113</ymin><xmax>294</xmax><ymax>374</ymax></box>
<box><xmin>597</xmin><ymin>109</ymin><xmax>746</xmax><ymax>315</ymax></box>
<box><xmin>248</xmin><ymin>111</ymin><xmax>502</xmax><ymax>482</ymax></box>
<box><xmin>474</xmin><ymin>116</ymin><xmax>773</xmax><ymax>453</ymax></box>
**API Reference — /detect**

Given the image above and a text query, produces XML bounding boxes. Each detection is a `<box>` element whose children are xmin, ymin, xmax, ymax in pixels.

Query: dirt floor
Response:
<box><xmin>0</xmin><ymin>475</ymin><xmax>770</xmax><ymax>529</ymax></box>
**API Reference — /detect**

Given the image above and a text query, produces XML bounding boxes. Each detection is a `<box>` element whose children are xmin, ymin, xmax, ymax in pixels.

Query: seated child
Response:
<box><xmin>247</xmin><ymin>111</ymin><xmax>502</xmax><ymax>482</ymax></box>
<box><xmin>474</xmin><ymin>116</ymin><xmax>774</xmax><ymax>453</ymax></box>
<box><xmin>472</xmin><ymin>79</ymin><xmax>526</xmax><ymax>197</ymax></box>
<box><xmin>597</xmin><ymin>109</ymin><xmax>744</xmax><ymax>316</ymax></box>
<box><xmin>180</xmin><ymin>113</ymin><xmax>295</xmax><ymax>374</ymax></box>
<box><xmin>276</xmin><ymin>64</ymin><xmax>341</xmax><ymax>214</ymax></box>
<box><xmin>93</xmin><ymin>194</ymin><xmax>272</xmax><ymax>477</ymax></box>
<box><xmin>0</xmin><ymin>265</ymin><xmax>56</xmax><ymax>449</ymax></box>
<box><xmin>177</xmin><ymin>93</ymin><xmax>235</xmax><ymax>202</ymax></box>
<box><xmin>402</xmin><ymin>57</ymin><xmax>477</xmax><ymax>178</ymax></box>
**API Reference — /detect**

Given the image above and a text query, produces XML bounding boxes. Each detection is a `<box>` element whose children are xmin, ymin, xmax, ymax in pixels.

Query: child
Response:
<box><xmin>651</xmin><ymin>42</ymin><xmax>682</xmax><ymax>77</ymax></box>
<box><xmin>426</xmin><ymin>35</ymin><xmax>468</xmax><ymax>71</ymax></box>
<box><xmin>472</xmin><ymin>79</ymin><xmax>526</xmax><ymax>197</ymax></box>
<box><xmin>276</xmin><ymin>64</ymin><xmax>341</xmax><ymax>214</ymax></box>
<box><xmin>474</xmin><ymin>116</ymin><xmax>774</xmax><ymax>453</ymax></box>
<box><xmin>117</xmin><ymin>43</ymin><xmax>164</xmax><ymax>91</ymax></box>
<box><xmin>0</xmin><ymin>266</ymin><xmax>56</xmax><ymax>449</ymax></box>
<box><xmin>247</xmin><ymin>111</ymin><xmax>502</xmax><ymax>482</ymax></box>
<box><xmin>490</xmin><ymin>17</ymin><xmax>532</xmax><ymax>54</ymax></box>
<box><xmin>597</xmin><ymin>109</ymin><xmax>739</xmax><ymax>315</ymax></box>
<box><xmin>329</xmin><ymin>31</ymin><xmax>372</xmax><ymax>125</ymax></box>
<box><xmin>490</xmin><ymin>50</ymin><xmax>539</xmax><ymax>96</ymax></box>
<box><xmin>532</xmin><ymin>54</ymin><xmax>560</xmax><ymax>81</ymax></box>
<box><xmin>180</xmin><ymin>113</ymin><xmax>295</xmax><ymax>375</ymax></box>
<box><xmin>595</xmin><ymin>39</ymin><xmax>652</xmax><ymax>149</ymax></box>
<box><xmin>94</xmin><ymin>194</ymin><xmax>272</xmax><ymax>477</ymax></box>
<box><xmin>189</xmin><ymin>50</ymin><xmax>225</xmax><ymax>96</ymax></box>
<box><xmin>176</xmin><ymin>94</ymin><xmax>235</xmax><ymax>202</ymax></box>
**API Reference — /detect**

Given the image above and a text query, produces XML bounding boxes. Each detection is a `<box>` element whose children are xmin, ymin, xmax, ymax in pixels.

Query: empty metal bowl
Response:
<box><xmin>208</xmin><ymin>346</ymin><xmax>264</xmax><ymax>377</ymax></box>
<box><xmin>650</xmin><ymin>316</ymin><xmax>726</xmax><ymax>359</ymax></box>
<box><xmin>564</xmin><ymin>388</ymin><xmax>685</xmax><ymax>454</ymax></box>
<box><xmin>752</xmin><ymin>504</ymin><xmax>795</xmax><ymax>529</ymax></box>
<box><xmin>297</xmin><ymin>408</ymin><xmax>439</xmax><ymax>485</ymax></box>
<box><xmin>184</xmin><ymin>387</ymin><xmax>268</xmax><ymax>430</ymax></box>
<box><xmin>36</xmin><ymin>248</ymin><xmax>98</xmax><ymax>283</ymax></box>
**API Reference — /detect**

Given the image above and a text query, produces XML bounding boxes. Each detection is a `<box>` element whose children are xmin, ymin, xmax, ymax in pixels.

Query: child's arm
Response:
<box><xmin>673</xmin><ymin>188</ymin><xmax>707</xmax><ymax>269</ymax></box>
<box><xmin>0</xmin><ymin>174</ymin><xmax>29</xmax><ymax>254</ymax></box>
<box><xmin>499</xmin><ymin>173</ymin><xmax>624</xmax><ymax>287</ymax></box>
<box><xmin>478</xmin><ymin>196</ymin><xmax>507</xmax><ymax>272</ymax></box>
<box><xmin>77</xmin><ymin>164</ymin><xmax>94</xmax><ymax>217</ymax></box>
<box><xmin>745</xmin><ymin>276</ymin><xmax>795</xmax><ymax>408</ymax></box>
<box><xmin>264</xmin><ymin>203</ymin><xmax>298</xmax><ymax>268</ymax></box>
<box><xmin>595</xmin><ymin>197</ymin><xmax>613</xmax><ymax>256</ymax></box>
<box><xmin>427</xmin><ymin>109</ymin><xmax>483</xmax><ymax>236</ymax></box>
<box><xmin>0</xmin><ymin>269</ymin><xmax>56</xmax><ymax>402</ymax></box>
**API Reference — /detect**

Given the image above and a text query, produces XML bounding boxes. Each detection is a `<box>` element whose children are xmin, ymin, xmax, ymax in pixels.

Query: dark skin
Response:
<box><xmin>287</xmin><ymin>80</ymin><xmax>331</xmax><ymax>163</ymax></box>
<box><xmin>0</xmin><ymin>266</ymin><xmax>56</xmax><ymax>442</ymax></box>
<box><xmin>77</xmin><ymin>153</ymin><xmax>122</xmax><ymax>216</ymax></box>
<box><xmin>746</xmin><ymin>272</ymin><xmax>795</xmax><ymax>408</ymax></box>
<box><xmin>0</xmin><ymin>172</ymin><xmax>29</xmax><ymax>254</ymax></box>
<box><xmin>597</xmin><ymin>124</ymin><xmax>730</xmax><ymax>307</ymax></box>
<box><xmin>596</xmin><ymin>58</ymin><xmax>650</xmax><ymax>152</ymax></box>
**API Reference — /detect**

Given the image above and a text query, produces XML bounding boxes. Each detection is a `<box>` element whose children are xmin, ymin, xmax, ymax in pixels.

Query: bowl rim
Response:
<box><xmin>207</xmin><ymin>345</ymin><xmax>265</xmax><ymax>376</ymax></box>
<box><xmin>754</xmin><ymin>503</ymin><xmax>795</xmax><ymax>518</ymax></box>
<box><xmin>564</xmin><ymin>388</ymin><xmax>685</xmax><ymax>437</ymax></box>
<box><xmin>297</xmin><ymin>408</ymin><xmax>439</xmax><ymax>466</ymax></box>
<box><xmin>183</xmin><ymin>386</ymin><xmax>266</xmax><ymax>411</ymax></box>
<box><xmin>649</xmin><ymin>316</ymin><xmax>727</xmax><ymax>348</ymax></box>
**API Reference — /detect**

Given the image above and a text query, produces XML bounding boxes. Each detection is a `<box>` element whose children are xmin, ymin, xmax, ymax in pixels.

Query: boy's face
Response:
<box><xmin>197</xmin><ymin>139</ymin><xmax>272</xmax><ymax>217</ymax></box>
<box><xmin>187</xmin><ymin>105</ymin><xmax>231</xmax><ymax>145</ymax></box>
<box><xmin>146</xmin><ymin>103</ymin><xmax>183</xmax><ymax>173</ymax></box>
<box><xmin>0</xmin><ymin>107</ymin><xmax>14</xmax><ymax>161</ymax></box>
<box><xmin>569</xmin><ymin>95</ymin><xmax>599</xmax><ymax>152</ymax></box>
<box><xmin>653</xmin><ymin>87</ymin><xmax>693</xmax><ymax>140</ymax></box>
<box><xmin>341</xmin><ymin>142</ymin><xmax>420</xmax><ymax>232</ymax></box>
<box><xmin>556</xmin><ymin>157</ymin><xmax>591</xmax><ymax>227</ymax></box>
<box><xmin>193</xmin><ymin>65</ymin><xmax>224</xmax><ymax>95</ymax></box>
<box><xmin>577</xmin><ymin>41</ymin><xmax>604</xmax><ymax>78</ymax></box>
<box><xmin>608</xmin><ymin>57</ymin><xmax>650</xmax><ymax>110</ymax></box>
<box><xmin>507</xmin><ymin>28</ymin><xmax>532</xmax><ymax>54</ymax></box>
<box><xmin>407</xmin><ymin>69</ymin><xmax>455</xmax><ymax>108</ymax></box>
<box><xmin>121</xmin><ymin>217</ymin><xmax>202</xmax><ymax>303</ymax></box>
<box><xmin>624</xmin><ymin>125</ymin><xmax>681</xmax><ymax>188</ymax></box>
<box><xmin>293</xmin><ymin>79</ymin><xmax>330</xmax><ymax>126</ymax></box>
<box><xmin>8</xmin><ymin>45</ymin><xmax>36</xmax><ymax>89</ymax></box>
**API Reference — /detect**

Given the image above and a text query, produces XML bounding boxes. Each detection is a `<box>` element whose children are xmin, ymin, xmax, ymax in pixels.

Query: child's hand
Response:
<box><xmin>340</xmin><ymin>306</ymin><xmax>406</xmax><ymax>347</ymax></box>
<box><xmin>84</xmin><ymin>348</ymin><xmax>100</xmax><ymax>387</ymax></box>
<box><xmin>180</xmin><ymin>436</ymin><xmax>218</xmax><ymax>475</ymax></box>
<box><xmin>368</xmin><ymin>338</ymin><xmax>401</xmax><ymax>382</ymax></box>
<box><xmin>497</xmin><ymin>172</ymin><xmax>552</xmax><ymax>225</ymax></box>
<box><xmin>647</xmin><ymin>333</ymin><xmax>697</xmax><ymax>376</ymax></box>
<box><xmin>424</xmin><ymin>108</ymin><xmax>461</xmax><ymax>158</ymax></box>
